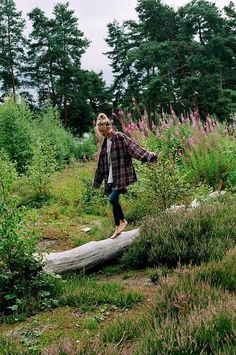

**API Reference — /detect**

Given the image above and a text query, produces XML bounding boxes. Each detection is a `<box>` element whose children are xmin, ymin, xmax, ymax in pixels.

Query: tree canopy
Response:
<box><xmin>0</xmin><ymin>0</ymin><xmax>235</xmax><ymax>132</ymax></box>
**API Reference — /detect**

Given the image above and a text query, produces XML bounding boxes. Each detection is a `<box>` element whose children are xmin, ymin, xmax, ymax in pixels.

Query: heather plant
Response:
<box><xmin>196</xmin><ymin>250</ymin><xmax>236</xmax><ymax>292</ymax></box>
<box><xmin>0</xmin><ymin>97</ymin><xmax>34</xmax><ymax>173</ymax></box>
<box><xmin>122</xmin><ymin>201</ymin><xmax>236</xmax><ymax>269</ymax></box>
<box><xmin>139</xmin><ymin>299</ymin><xmax>236</xmax><ymax>354</ymax></box>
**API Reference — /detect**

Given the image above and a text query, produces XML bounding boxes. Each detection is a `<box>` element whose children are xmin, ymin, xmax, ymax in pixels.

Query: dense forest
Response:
<box><xmin>0</xmin><ymin>0</ymin><xmax>236</xmax><ymax>132</ymax></box>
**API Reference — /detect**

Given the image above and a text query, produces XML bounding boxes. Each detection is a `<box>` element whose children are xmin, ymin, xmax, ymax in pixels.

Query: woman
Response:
<box><xmin>93</xmin><ymin>113</ymin><xmax>157</xmax><ymax>239</ymax></box>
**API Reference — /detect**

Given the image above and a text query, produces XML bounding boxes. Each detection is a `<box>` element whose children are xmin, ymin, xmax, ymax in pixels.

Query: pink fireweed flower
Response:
<box><xmin>160</xmin><ymin>119</ymin><xmax>167</xmax><ymax>128</ymax></box>
<box><xmin>127</xmin><ymin>112</ymin><xmax>132</xmax><ymax>120</ymax></box>
<box><xmin>188</xmin><ymin>136</ymin><xmax>197</xmax><ymax>147</ymax></box>
<box><xmin>161</xmin><ymin>110</ymin><xmax>166</xmax><ymax>119</ymax></box>
<box><xmin>199</xmin><ymin>126</ymin><xmax>206</xmax><ymax>136</ymax></box>
<box><xmin>169</xmin><ymin>117</ymin><xmax>174</xmax><ymax>127</ymax></box>
<box><xmin>117</xmin><ymin>109</ymin><xmax>125</xmax><ymax>118</ymax></box>
<box><xmin>180</xmin><ymin>113</ymin><xmax>186</xmax><ymax>123</ymax></box>
<box><xmin>170</xmin><ymin>104</ymin><xmax>176</xmax><ymax>118</ymax></box>
<box><xmin>193</xmin><ymin>109</ymin><xmax>200</xmax><ymax>121</ymax></box>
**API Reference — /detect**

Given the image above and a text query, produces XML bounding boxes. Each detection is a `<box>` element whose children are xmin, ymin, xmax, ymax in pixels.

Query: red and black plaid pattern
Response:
<box><xmin>93</xmin><ymin>132</ymin><xmax>156</xmax><ymax>195</ymax></box>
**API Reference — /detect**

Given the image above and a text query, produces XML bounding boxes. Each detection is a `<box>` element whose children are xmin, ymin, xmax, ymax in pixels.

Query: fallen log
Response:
<box><xmin>43</xmin><ymin>228</ymin><xmax>140</xmax><ymax>274</ymax></box>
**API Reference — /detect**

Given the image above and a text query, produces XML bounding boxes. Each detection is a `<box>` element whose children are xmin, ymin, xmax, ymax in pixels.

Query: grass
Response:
<box><xmin>1</xmin><ymin>161</ymin><xmax>236</xmax><ymax>354</ymax></box>
<box><xmin>58</xmin><ymin>275</ymin><xmax>144</xmax><ymax>309</ymax></box>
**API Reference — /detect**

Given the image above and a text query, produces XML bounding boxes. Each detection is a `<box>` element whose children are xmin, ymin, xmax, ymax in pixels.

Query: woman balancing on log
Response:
<box><xmin>93</xmin><ymin>113</ymin><xmax>157</xmax><ymax>239</ymax></box>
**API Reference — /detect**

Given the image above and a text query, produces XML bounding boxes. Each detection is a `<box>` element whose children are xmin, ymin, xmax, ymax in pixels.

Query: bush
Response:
<box><xmin>196</xmin><ymin>251</ymin><xmax>236</xmax><ymax>291</ymax></box>
<box><xmin>74</xmin><ymin>132</ymin><xmax>97</xmax><ymax>160</ymax></box>
<box><xmin>0</xmin><ymin>152</ymin><xmax>58</xmax><ymax>320</ymax></box>
<box><xmin>139</xmin><ymin>299</ymin><xmax>236</xmax><ymax>354</ymax></box>
<box><xmin>122</xmin><ymin>201</ymin><xmax>236</xmax><ymax>269</ymax></box>
<box><xmin>34</xmin><ymin>107</ymin><xmax>78</xmax><ymax>166</ymax></box>
<box><xmin>0</xmin><ymin>202</ymin><xmax>59</xmax><ymax>320</ymax></box>
<box><xmin>80</xmin><ymin>177</ymin><xmax>109</xmax><ymax>216</ymax></box>
<box><xmin>0</xmin><ymin>150</ymin><xmax>17</xmax><ymax>205</ymax></box>
<box><xmin>26</xmin><ymin>138</ymin><xmax>57</xmax><ymax>200</ymax></box>
<box><xmin>0</xmin><ymin>97</ymin><xmax>34</xmax><ymax>173</ymax></box>
<box><xmin>127</xmin><ymin>155</ymin><xmax>189</xmax><ymax>222</ymax></box>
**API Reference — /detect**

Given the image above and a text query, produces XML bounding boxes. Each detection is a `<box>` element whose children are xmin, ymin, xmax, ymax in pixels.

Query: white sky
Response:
<box><xmin>15</xmin><ymin>0</ymin><xmax>231</xmax><ymax>85</ymax></box>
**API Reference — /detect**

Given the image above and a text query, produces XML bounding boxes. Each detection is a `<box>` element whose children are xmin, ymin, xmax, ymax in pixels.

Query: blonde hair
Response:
<box><xmin>96</xmin><ymin>113</ymin><xmax>112</xmax><ymax>128</ymax></box>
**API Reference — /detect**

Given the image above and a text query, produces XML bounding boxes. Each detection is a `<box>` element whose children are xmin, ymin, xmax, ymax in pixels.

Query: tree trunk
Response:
<box><xmin>43</xmin><ymin>228</ymin><xmax>140</xmax><ymax>274</ymax></box>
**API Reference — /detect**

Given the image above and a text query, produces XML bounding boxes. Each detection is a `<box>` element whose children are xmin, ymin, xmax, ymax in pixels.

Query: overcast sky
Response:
<box><xmin>15</xmin><ymin>0</ymin><xmax>231</xmax><ymax>85</ymax></box>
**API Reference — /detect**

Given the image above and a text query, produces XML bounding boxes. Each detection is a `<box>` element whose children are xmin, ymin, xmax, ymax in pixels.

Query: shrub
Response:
<box><xmin>80</xmin><ymin>177</ymin><xmax>109</xmax><ymax>216</ymax></box>
<box><xmin>0</xmin><ymin>202</ymin><xmax>59</xmax><ymax>320</ymax></box>
<box><xmin>127</xmin><ymin>155</ymin><xmax>189</xmax><ymax>221</ymax></box>
<box><xmin>0</xmin><ymin>97</ymin><xmax>34</xmax><ymax>173</ymax></box>
<box><xmin>122</xmin><ymin>201</ymin><xmax>236</xmax><ymax>269</ymax></box>
<box><xmin>74</xmin><ymin>132</ymin><xmax>97</xmax><ymax>160</ymax></box>
<box><xmin>196</xmin><ymin>251</ymin><xmax>236</xmax><ymax>291</ymax></box>
<box><xmin>139</xmin><ymin>300</ymin><xmax>236</xmax><ymax>354</ymax></box>
<box><xmin>0</xmin><ymin>150</ymin><xmax>17</xmax><ymax>205</ymax></box>
<box><xmin>0</xmin><ymin>153</ymin><xmax>58</xmax><ymax>320</ymax></box>
<box><xmin>26</xmin><ymin>138</ymin><xmax>57</xmax><ymax>200</ymax></box>
<box><xmin>35</xmin><ymin>107</ymin><xmax>78</xmax><ymax>166</ymax></box>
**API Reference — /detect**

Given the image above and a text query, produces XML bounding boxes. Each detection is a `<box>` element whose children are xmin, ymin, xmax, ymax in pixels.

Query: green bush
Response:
<box><xmin>0</xmin><ymin>98</ymin><xmax>34</xmax><ymax>173</ymax></box>
<box><xmin>122</xmin><ymin>201</ymin><xmax>236</xmax><ymax>269</ymax></box>
<box><xmin>34</xmin><ymin>107</ymin><xmax>78</xmax><ymax>166</ymax></box>
<box><xmin>127</xmin><ymin>155</ymin><xmax>189</xmax><ymax>222</ymax></box>
<box><xmin>74</xmin><ymin>132</ymin><xmax>97</xmax><ymax>160</ymax></box>
<box><xmin>26</xmin><ymin>138</ymin><xmax>57</xmax><ymax>200</ymax></box>
<box><xmin>0</xmin><ymin>152</ymin><xmax>59</xmax><ymax>320</ymax></box>
<box><xmin>0</xmin><ymin>202</ymin><xmax>59</xmax><ymax>320</ymax></box>
<box><xmin>0</xmin><ymin>150</ymin><xmax>17</xmax><ymax>205</ymax></box>
<box><xmin>80</xmin><ymin>177</ymin><xmax>109</xmax><ymax>216</ymax></box>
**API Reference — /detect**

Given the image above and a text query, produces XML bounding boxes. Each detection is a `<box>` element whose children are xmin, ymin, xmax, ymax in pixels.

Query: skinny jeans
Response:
<box><xmin>109</xmin><ymin>189</ymin><xmax>125</xmax><ymax>226</ymax></box>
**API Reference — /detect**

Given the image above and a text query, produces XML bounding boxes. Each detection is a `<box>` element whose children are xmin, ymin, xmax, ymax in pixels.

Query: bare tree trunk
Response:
<box><xmin>42</xmin><ymin>228</ymin><xmax>140</xmax><ymax>274</ymax></box>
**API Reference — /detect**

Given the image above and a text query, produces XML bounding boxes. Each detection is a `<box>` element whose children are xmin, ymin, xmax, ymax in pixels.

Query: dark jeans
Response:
<box><xmin>109</xmin><ymin>189</ymin><xmax>125</xmax><ymax>226</ymax></box>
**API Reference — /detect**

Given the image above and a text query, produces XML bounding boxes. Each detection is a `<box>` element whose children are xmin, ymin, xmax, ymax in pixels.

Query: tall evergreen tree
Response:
<box><xmin>105</xmin><ymin>0</ymin><xmax>236</xmax><ymax>121</ymax></box>
<box><xmin>52</xmin><ymin>2</ymin><xmax>89</xmax><ymax>125</ymax></box>
<box><xmin>27</xmin><ymin>8</ymin><xmax>57</xmax><ymax>105</ymax></box>
<box><xmin>0</xmin><ymin>0</ymin><xmax>26</xmax><ymax>95</ymax></box>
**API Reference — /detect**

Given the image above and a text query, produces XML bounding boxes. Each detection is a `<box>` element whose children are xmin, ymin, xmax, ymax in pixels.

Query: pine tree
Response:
<box><xmin>0</xmin><ymin>0</ymin><xmax>26</xmax><ymax>95</ymax></box>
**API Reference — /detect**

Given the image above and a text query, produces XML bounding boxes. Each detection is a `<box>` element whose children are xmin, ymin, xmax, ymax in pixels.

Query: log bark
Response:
<box><xmin>43</xmin><ymin>228</ymin><xmax>140</xmax><ymax>274</ymax></box>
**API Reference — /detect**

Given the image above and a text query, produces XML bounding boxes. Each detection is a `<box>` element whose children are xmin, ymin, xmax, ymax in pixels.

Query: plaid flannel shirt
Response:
<box><xmin>93</xmin><ymin>132</ymin><xmax>157</xmax><ymax>195</ymax></box>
